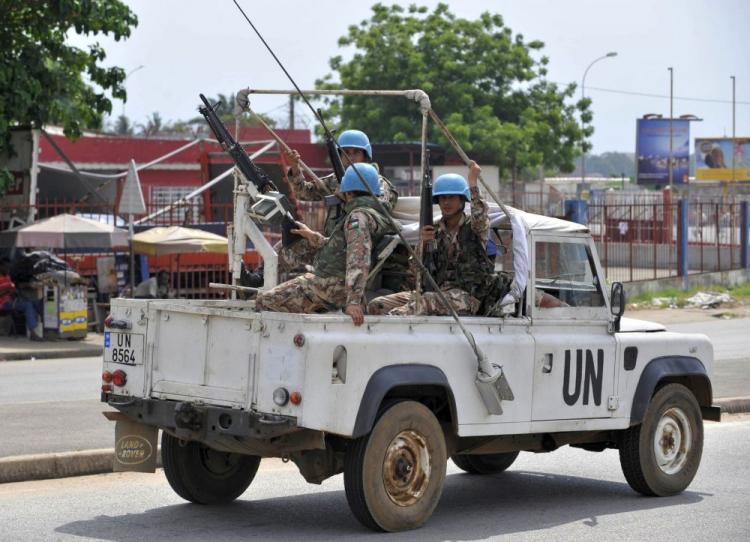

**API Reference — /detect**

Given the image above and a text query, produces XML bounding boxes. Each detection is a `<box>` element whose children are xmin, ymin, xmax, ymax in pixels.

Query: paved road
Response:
<box><xmin>0</xmin><ymin>357</ymin><xmax>114</xmax><ymax>457</ymax></box>
<box><xmin>667</xmin><ymin>318</ymin><xmax>750</xmax><ymax>399</ymax></box>
<box><xmin>1</xmin><ymin>418</ymin><xmax>748</xmax><ymax>541</ymax></box>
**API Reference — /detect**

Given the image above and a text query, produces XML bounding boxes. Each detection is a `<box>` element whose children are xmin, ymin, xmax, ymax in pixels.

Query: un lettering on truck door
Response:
<box><xmin>530</xmin><ymin>234</ymin><xmax>616</xmax><ymax>421</ymax></box>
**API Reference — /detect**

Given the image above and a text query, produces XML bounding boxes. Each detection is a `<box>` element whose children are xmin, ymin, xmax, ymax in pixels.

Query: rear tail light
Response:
<box><xmin>290</xmin><ymin>391</ymin><xmax>302</xmax><ymax>405</ymax></box>
<box><xmin>112</xmin><ymin>370</ymin><xmax>127</xmax><ymax>387</ymax></box>
<box><xmin>101</xmin><ymin>384</ymin><xmax>112</xmax><ymax>393</ymax></box>
<box><xmin>104</xmin><ymin>315</ymin><xmax>131</xmax><ymax>330</ymax></box>
<box><xmin>102</xmin><ymin>371</ymin><xmax>113</xmax><ymax>383</ymax></box>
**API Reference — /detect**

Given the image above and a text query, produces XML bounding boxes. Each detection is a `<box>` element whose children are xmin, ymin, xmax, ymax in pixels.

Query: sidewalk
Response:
<box><xmin>0</xmin><ymin>333</ymin><xmax>103</xmax><ymax>361</ymax></box>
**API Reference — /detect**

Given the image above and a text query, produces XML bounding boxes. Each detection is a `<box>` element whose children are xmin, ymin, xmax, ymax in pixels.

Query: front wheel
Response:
<box><xmin>619</xmin><ymin>383</ymin><xmax>703</xmax><ymax>496</ymax></box>
<box><xmin>452</xmin><ymin>451</ymin><xmax>519</xmax><ymax>474</ymax></box>
<box><xmin>344</xmin><ymin>401</ymin><xmax>447</xmax><ymax>532</ymax></box>
<box><xmin>161</xmin><ymin>432</ymin><xmax>261</xmax><ymax>504</ymax></box>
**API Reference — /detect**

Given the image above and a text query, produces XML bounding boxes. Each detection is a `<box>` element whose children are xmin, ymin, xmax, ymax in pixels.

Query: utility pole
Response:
<box><xmin>730</xmin><ymin>75</ymin><xmax>737</xmax><ymax>189</ymax></box>
<box><xmin>289</xmin><ymin>95</ymin><xmax>295</xmax><ymax>129</ymax></box>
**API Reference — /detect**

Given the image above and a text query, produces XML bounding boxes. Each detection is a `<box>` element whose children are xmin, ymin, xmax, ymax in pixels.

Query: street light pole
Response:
<box><xmin>668</xmin><ymin>67</ymin><xmax>674</xmax><ymax>194</ymax></box>
<box><xmin>581</xmin><ymin>52</ymin><xmax>617</xmax><ymax>189</ymax></box>
<box><xmin>122</xmin><ymin>65</ymin><xmax>145</xmax><ymax>119</ymax></box>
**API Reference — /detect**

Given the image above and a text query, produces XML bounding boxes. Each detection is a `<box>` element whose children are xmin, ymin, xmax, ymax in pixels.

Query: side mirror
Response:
<box><xmin>610</xmin><ymin>282</ymin><xmax>625</xmax><ymax>331</ymax></box>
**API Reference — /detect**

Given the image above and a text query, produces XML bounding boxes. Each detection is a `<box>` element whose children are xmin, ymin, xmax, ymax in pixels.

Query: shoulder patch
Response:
<box><xmin>347</xmin><ymin>219</ymin><xmax>360</xmax><ymax>230</ymax></box>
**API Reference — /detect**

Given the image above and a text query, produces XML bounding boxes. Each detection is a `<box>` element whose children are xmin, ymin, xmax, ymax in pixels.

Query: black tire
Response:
<box><xmin>619</xmin><ymin>383</ymin><xmax>703</xmax><ymax>496</ymax></box>
<box><xmin>161</xmin><ymin>432</ymin><xmax>261</xmax><ymax>504</ymax></box>
<box><xmin>452</xmin><ymin>451</ymin><xmax>519</xmax><ymax>474</ymax></box>
<box><xmin>344</xmin><ymin>401</ymin><xmax>447</xmax><ymax>532</ymax></box>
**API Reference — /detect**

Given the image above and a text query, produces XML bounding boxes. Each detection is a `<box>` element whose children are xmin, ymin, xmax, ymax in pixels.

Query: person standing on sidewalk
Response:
<box><xmin>0</xmin><ymin>259</ymin><xmax>43</xmax><ymax>341</ymax></box>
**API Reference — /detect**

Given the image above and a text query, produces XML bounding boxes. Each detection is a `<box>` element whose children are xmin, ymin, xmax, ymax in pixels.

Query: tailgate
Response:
<box><xmin>149</xmin><ymin>302</ymin><xmax>259</xmax><ymax>408</ymax></box>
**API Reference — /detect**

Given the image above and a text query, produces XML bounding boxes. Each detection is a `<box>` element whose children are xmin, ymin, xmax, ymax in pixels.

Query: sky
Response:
<box><xmin>70</xmin><ymin>0</ymin><xmax>750</xmax><ymax>154</ymax></box>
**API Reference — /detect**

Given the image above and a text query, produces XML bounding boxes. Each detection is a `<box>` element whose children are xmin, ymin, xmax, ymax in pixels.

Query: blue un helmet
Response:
<box><xmin>432</xmin><ymin>173</ymin><xmax>471</xmax><ymax>203</ymax></box>
<box><xmin>340</xmin><ymin>163</ymin><xmax>381</xmax><ymax>196</ymax></box>
<box><xmin>338</xmin><ymin>129</ymin><xmax>372</xmax><ymax>160</ymax></box>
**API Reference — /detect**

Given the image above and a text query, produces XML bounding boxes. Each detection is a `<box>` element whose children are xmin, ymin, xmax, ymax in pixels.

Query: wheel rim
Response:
<box><xmin>382</xmin><ymin>430</ymin><xmax>431</xmax><ymax>507</ymax></box>
<box><xmin>653</xmin><ymin>407</ymin><xmax>692</xmax><ymax>475</ymax></box>
<box><xmin>199</xmin><ymin>446</ymin><xmax>241</xmax><ymax>478</ymax></box>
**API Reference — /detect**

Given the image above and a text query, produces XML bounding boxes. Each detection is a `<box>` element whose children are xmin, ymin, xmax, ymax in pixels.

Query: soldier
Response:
<box><xmin>256</xmin><ymin>163</ymin><xmax>396</xmax><ymax>326</ymax></box>
<box><xmin>277</xmin><ymin>130</ymin><xmax>398</xmax><ymax>280</ymax></box>
<box><xmin>368</xmin><ymin>161</ymin><xmax>496</xmax><ymax>316</ymax></box>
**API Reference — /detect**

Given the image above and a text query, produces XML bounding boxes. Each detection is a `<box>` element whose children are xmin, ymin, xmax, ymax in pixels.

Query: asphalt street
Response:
<box><xmin>1</xmin><ymin>417</ymin><xmax>748</xmax><ymax>541</ymax></box>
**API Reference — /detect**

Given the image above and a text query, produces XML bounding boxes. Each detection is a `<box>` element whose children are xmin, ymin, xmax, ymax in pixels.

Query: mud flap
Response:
<box><xmin>105</xmin><ymin>412</ymin><xmax>159</xmax><ymax>473</ymax></box>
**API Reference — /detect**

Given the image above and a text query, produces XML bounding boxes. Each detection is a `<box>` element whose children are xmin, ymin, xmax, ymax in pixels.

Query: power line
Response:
<box><xmin>585</xmin><ymin>85</ymin><xmax>750</xmax><ymax>106</ymax></box>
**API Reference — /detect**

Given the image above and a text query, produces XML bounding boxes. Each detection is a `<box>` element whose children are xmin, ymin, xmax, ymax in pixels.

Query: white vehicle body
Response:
<box><xmin>102</xmin><ymin>209</ymin><xmax>718</xmax><ymax>450</ymax></box>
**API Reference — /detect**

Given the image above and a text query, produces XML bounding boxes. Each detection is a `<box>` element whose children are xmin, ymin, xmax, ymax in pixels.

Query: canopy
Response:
<box><xmin>14</xmin><ymin>214</ymin><xmax>129</xmax><ymax>249</ymax></box>
<box><xmin>132</xmin><ymin>226</ymin><xmax>228</xmax><ymax>256</ymax></box>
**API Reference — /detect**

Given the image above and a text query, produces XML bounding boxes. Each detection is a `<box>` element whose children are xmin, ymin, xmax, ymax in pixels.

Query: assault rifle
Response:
<box><xmin>419</xmin><ymin>149</ymin><xmax>436</xmax><ymax>292</ymax></box>
<box><xmin>198</xmin><ymin>93</ymin><xmax>300</xmax><ymax>246</ymax></box>
<box><xmin>318</xmin><ymin>109</ymin><xmax>345</xmax><ymax>211</ymax></box>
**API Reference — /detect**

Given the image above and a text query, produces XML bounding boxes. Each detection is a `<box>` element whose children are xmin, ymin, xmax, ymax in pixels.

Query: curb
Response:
<box><xmin>1</xmin><ymin>398</ymin><xmax>748</xmax><ymax>485</ymax></box>
<box><xmin>0</xmin><ymin>448</ymin><xmax>162</xmax><ymax>484</ymax></box>
<box><xmin>714</xmin><ymin>396</ymin><xmax>750</xmax><ymax>415</ymax></box>
<box><xmin>0</xmin><ymin>347</ymin><xmax>102</xmax><ymax>362</ymax></box>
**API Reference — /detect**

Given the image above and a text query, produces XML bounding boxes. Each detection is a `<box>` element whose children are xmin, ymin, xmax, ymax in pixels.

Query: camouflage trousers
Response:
<box><xmin>367</xmin><ymin>287</ymin><xmax>480</xmax><ymax>316</ymax></box>
<box><xmin>274</xmin><ymin>238</ymin><xmax>317</xmax><ymax>282</ymax></box>
<box><xmin>255</xmin><ymin>272</ymin><xmax>347</xmax><ymax>314</ymax></box>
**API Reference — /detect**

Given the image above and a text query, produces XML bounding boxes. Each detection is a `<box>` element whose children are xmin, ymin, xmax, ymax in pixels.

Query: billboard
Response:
<box><xmin>695</xmin><ymin>138</ymin><xmax>750</xmax><ymax>181</ymax></box>
<box><xmin>636</xmin><ymin>118</ymin><xmax>690</xmax><ymax>185</ymax></box>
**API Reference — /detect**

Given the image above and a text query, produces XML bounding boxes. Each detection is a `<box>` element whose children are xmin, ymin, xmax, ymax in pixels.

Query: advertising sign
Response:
<box><xmin>695</xmin><ymin>138</ymin><xmax>750</xmax><ymax>181</ymax></box>
<box><xmin>636</xmin><ymin>119</ymin><xmax>690</xmax><ymax>185</ymax></box>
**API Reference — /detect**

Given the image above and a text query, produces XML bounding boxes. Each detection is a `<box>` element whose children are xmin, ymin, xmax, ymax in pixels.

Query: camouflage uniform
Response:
<box><xmin>276</xmin><ymin>167</ymin><xmax>398</xmax><ymax>279</ymax></box>
<box><xmin>368</xmin><ymin>186</ymin><xmax>493</xmax><ymax>316</ymax></box>
<box><xmin>257</xmin><ymin>196</ymin><xmax>395</xmax><ymax>314</ymax></box>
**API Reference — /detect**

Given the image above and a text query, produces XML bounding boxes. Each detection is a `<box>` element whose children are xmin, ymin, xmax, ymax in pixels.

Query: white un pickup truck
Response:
<box><xmin>101</xmin><ymin>206</ymin><xmax>720</xmax><ymax>533</ymax></box>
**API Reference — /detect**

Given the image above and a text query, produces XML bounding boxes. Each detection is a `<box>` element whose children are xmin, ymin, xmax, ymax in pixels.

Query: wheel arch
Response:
<box><xmin>351</xmin><ymin>364</ymin><xmax>457</xmax><ymax>439</ymax></box>
<box><xmin>629</xmin><ymin>355</ymin><xmax>717</xmax><ymax>425</ymax></box>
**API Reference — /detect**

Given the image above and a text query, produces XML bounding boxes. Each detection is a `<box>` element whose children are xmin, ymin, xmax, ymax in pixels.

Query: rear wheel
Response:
<box><xmin>619</xmin><ymin>383</ymin><xmax>703</xmax><ymax>496</ymax></box>
<box><xmin>344</xmin><ymin>401</ymin><xmax>447</xmax><ymax>532</ymax></box>
<box><xmin>161</xmin><ymin>432</ymin><xmax>260</xmax><ymax>504</ymax></box>
<box><xmin>452</xmin><ymin>451</ymin><xmax>519</xmax><ymax>474</ymax></box>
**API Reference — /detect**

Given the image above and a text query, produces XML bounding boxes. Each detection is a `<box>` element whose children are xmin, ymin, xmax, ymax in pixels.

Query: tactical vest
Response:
<box><xmin>314</xmin><ymin>196</ymin><xmax>395</xmax><ymax>279</ymax></box>
<box><xmin>323</xmin><ymin>174</ymin><xmax>395</xmax><ymax>236</ymax></box>
<box><xmin>431</xmin><ymin>219</ymin><xmax>495</xmax><ymax>301</ymax></box>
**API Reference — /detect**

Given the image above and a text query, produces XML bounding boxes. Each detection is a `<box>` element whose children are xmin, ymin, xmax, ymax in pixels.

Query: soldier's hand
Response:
<box><xmin>283</xmin><ymin>148</ymin><xmax>301</xmax><ymax>176</ymax></box>
<box><xmin>468</xmin><ymin>160</ymin><xmax>481</xmax><ymax>187</ymax></box>
<box><xmin>291</xmin><ymin>221</ymin><xmax>318</xmax><ymax>242</ymax></box>
<box><xmin>420</xmin><ymin>225</ymin><xmax>435</xmax><ymax>242</ymax></box>
<box><xmin>345</xmin><ymin>304</ymin><xmax>365</xmax><ymax>326</ymax></box>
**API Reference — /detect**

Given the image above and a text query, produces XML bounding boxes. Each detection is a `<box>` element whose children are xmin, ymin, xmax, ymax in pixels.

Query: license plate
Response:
<box><xmin>104</xmin><ymin>332</ymin><xmax>144</xmax><ymax>365</ymax></box>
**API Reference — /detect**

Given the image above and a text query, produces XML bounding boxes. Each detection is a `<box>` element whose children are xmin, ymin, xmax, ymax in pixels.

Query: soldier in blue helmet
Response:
<box><xmin>277</xmin><ymin>130</ymin><xmax>398</xmax><ymax>281</ymax></box>
<box><xmin>368</xmin><ymin>160</ymin><xmax>496</xmax><ymax>316</ymax></box>
<box><xmin>257</xmin><ymin>163</ymin><xmax>396</xmax><ymax>325</ymax></box>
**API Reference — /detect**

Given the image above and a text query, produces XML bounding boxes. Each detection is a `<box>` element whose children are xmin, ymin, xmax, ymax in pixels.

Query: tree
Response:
<box><xmin>316</xmin><ymin>3</ymin><xmax>587</xmax><ymax>178</ymax></box>
<box><xmin>0</xmin><ymin>0</ymin><xmax>138</xmax><ymax>155</ymax></box>
<box><xmin>114</xmin><ymin>115</ymin><xmax>134</xmax><ymax>135</ymax></box>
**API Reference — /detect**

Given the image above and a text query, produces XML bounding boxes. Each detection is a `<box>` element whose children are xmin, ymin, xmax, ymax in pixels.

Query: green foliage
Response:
<box><xmin>0</xmin><ymin>0</ymin><xmax>138</xmax><ymax>154</ymax></box>
<box><xmin>316</xmin><ymin>3</ymin><xmax>587</xmax><ymax>175</ymax></box>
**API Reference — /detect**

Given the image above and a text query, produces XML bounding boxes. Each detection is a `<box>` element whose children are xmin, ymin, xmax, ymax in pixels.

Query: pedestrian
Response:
<box><xmin>256</xmin><ymin>163</ymin><xmax>396</xmax><ymax>326</ymax></box>
<box><xmin>0</xmin><ymin>259</ymin><xmax>43</xmax><ymax>341</ymax></box>
<box><xmin>368</xmin><ymin>161</ymin><xmax>497</xmax><ymax>316</ymax></box>
<box><xmin>277</xmin><ymin>129</ymin><xmax>398</xmax><ymax>280</ymax></box>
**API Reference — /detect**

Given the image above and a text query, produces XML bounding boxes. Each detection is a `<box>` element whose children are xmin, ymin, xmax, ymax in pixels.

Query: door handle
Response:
<box><xmin>542</xmin><ymin>353</ymin><xmax>553</xmax><ymax>373</ymax></box>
